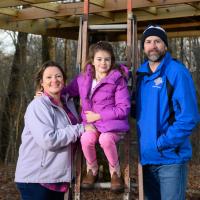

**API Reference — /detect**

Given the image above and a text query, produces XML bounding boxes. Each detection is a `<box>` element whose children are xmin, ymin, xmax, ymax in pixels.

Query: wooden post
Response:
<box><xmin>127</xmin><ymin>0</ymin><xmax>132</xmax><ymax>69</ymax></box>
<box><xmin>121</xmin><ymin>1</ymin><xmax>133</xmax><ymax>200</ymax></box>
<box><xmin>127</xmin><ymin>1</ymin><xmax>144</xmax><ymax>200</ymax></box>
<box><xmin>81</xmin><ymin>0</ymin><xmax>89</xmax><ymax>71</ymax></box>
<box><xmin>74</xmin><ymin>142</ymin><xmax>82</xmax><ymax>200</ymax></box>
<box><xmin>74</xmin><ymin>1</ymin><xmax>89</xmax><ymax>199</ymax></box>
<box><xmin>76</xmin><ymin>16</ymin><xmax>83</xmax><ymax>73</ymax></box>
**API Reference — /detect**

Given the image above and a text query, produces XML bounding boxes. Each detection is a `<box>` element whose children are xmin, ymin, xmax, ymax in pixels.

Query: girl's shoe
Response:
<box><xmin>81</xmin><ymin>169</ymin><xmax>97</xmax><ymax>189</ymax></box>
<box><xmin>110</xmin><ymin>172</ymin><xmax>124</xmax><ymax>193</ymax></box>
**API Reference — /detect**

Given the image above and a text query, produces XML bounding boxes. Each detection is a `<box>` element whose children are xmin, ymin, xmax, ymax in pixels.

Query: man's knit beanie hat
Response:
<box><xmin>141</xmin><ymin>25</ymin><xmax>168</xmax><ymax>49</ymax></box>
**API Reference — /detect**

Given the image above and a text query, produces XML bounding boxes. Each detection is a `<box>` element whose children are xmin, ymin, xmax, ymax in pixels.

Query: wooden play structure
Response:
<box><xmin>0</xmin><ymin>0</ymin><xmax>199</xmax><ymax>199</ymax></box>
<box><xmin>0</xmin><ymin>0</ymin><xmax>199</xmax><ymax>38</ymax></box>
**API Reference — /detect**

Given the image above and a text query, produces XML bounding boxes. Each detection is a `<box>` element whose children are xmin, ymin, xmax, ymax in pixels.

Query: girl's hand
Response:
<box><xmin>85</xmin><ymin>111</ymin><xmax>101</xmax><ymax>123</ymax></box>
<box><xmin>84</xmin><ymin>124</ymin><xmax>97</xmax><ymax>132</ymax></box>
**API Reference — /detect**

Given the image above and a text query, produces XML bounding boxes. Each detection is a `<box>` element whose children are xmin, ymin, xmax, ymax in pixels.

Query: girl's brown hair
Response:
<box><xmin>84</xmin><ymin>41</ymin><xmax>116</xmax><ymax>73</ymax></box>
<box><xmin>35</xmin><ymin>60</ymin><xmax>66</xmax><ymax>92</ymax></box>
<box><xmin>84</xmin><ymin>41</ymin><xmax>126</xmax><ymax>77</ymax></box>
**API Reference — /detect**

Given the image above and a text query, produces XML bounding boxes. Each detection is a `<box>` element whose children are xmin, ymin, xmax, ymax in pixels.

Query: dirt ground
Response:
<box><xmin>0</xmin><ymin>163</ymin><xmax>199</xmax><ymax>200</ymax></box>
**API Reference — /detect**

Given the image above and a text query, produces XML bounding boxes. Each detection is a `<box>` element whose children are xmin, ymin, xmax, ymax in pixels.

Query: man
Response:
<box><xmin>136</xmin><ymin>25</ymin><xmax>199</xmax><ymax>200</ymax></box>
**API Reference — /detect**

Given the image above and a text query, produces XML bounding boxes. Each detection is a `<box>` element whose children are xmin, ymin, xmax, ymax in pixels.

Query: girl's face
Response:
<box><xmin>92</xmin><ymin>50</ymin><xmax>112</xmax><ymax>76</ymax></box>
<box><xmin>41</xmin><ymin>66</ymin><xmax>64</xmax><ymax>97</ymax></box>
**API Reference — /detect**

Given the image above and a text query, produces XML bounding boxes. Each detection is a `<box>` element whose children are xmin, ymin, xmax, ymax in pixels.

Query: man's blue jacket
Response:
<box><xmin>136</xmin><ymin>52</ymin><xmax>199</xmax><ymax>165</ymax></box>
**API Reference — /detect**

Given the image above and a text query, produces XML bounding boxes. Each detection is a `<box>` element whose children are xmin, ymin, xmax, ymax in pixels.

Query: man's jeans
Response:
<box><xmin>16</xmin><ymin>183</ymin><xmax>65</xmax><ymax>200</ymax></box>
<box><xmin>143</xmin><ymin>163</ymin><xmax>188</xmax><ymax>200</ymax></box>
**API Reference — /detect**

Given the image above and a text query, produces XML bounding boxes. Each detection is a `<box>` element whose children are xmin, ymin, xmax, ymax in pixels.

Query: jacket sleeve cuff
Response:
<box><xmin>157</xmin><ymin>135</ymin><xmax>167</xmax><ymax>151</ymax></box>
<box><xmin>79</xmin><ymin>124</ymin><xmax>84</xmax><ymax>136</ymax></box>
<box><xmin>157</xmin><ymin>134</ymin><xmax>173</xmax><ymax>151</ymax></box>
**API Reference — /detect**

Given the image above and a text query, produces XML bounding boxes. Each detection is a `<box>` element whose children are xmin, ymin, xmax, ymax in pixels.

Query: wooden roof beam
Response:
<box><xmin>10</xmin><ymin>2</ymin><xmax>200</xmax><ymax>22</ymax></box>
<box><xmin>86</xmin><ymin>5</ymin><xmax>200</xmax><ymax>25</ymax></box>
<box><xmin>31</xmin><ymin>2</ymin><xmax>59</xmax><ymax>12</ymax></box>
<box><xmin>0</xmin><ymin>8</ymin><xmax>18</xmax><ymax>17</ymax></box>
<box><xmin>2</xmin><ymin>4</ymin><xmax>197</xmax><ymax>26</ymax></box>
<box><xmin>186</xmin><ymin>2</ymin><xmax>200</xmax><ymax>10</ymax></box>
<box><xmin>76</xmin><ymin>7</ymin><xmax>200</xmax><ymax>28</ymax></box>
<box><xmin>138</xmin><ymin>21</ymin><xmax>200</xmax><ymax>32</ymax></box>
<box><xmin>146</xmin><ymin>0</ymin><xmax>167</xmax><ymax>2</ymax></box>
<box><xmin>111</xmin><ymin>30</ymin><xmax>200</xmax><ymax>41</ymax></box>
<box><xmin>89</xmin><ymin>0</ymin><xmax>104</xmax><ymax>8</ymax></box>
<box><xmin>0</xmin><ymin>17</ymin><xmax>79</xmax><ymax>34</ymax></box>
<box><xmin>142</xmin><ymin>7</ymin><xmax>158</xmax><ymax>15</ymax></box>
<box><xmin>11</xmin><ymin>2</ymin><xmax>83</xmax><ymax>21</ymax></box>
<box><xmin>1</xmin><ymin>1</ymin><xmax>199</xmax><ymax>22</ymax></box>
<box><xmin>167</xmin><ymin>30</ymin><xmax>200</xmax><ymax>37</ymax></box>
<box><xmin>1</xmin><ymin>4</ymin><xmax>199</xmax><ymax>25</ymax></box>
<box><xmin>93</xmin><ymin>11</ymin><xmax>113</xmax><ymax>19</ymax></box>
<box><xmin>0</xmin><ymin>1</ymin><xmax>25</xmax><ymax>8</ymax></box>
<box><xmin>54</xmin><ymin>15</ymin><xmax>80</xmax><ymax>23</ymax></box>
<box><xmin>101</xmin><ymin>0</ymin><xmax>200</xmax><ymax>11</ymax></box>
<box><xmin>1</xmin><ymin>0</ymin><xmax>200</xmax><ymax>11</ymax></box>
<box><xmin>0</xmin><ymin>15</ymin><xmax>200</xmax><ymax>38</ymax></box>
<box><xmin>136</xmin><ymin>5</ymin><xmax>200</xmax><ymax>21</ymax></box>
<box><xmin>0</xmin><ymin>0</ymin><xmax>59</xmax><ymax>8</ymax></box>
<box><xmin>21</xmin><ymin>0</ymin><xmax>59</xmax><ymax>3</ymax></box>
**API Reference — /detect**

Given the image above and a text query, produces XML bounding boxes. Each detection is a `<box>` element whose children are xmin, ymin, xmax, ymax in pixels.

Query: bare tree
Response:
<box><xmin>42</xmin><ymin>35</ymin><xmax>56</xmax><ymax>62</ymax></box>
<box><xmin>0</xmin><ymin>32</ymin><xmax>28</xmax><ymax>164</ymax></box>
<box><xmin>190</xmin><ymin>37</ymin><xmax>200</xmax><ymax>164</ymax></box>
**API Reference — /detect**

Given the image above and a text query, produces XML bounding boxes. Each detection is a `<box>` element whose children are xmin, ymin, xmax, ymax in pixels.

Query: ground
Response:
<box><xmin>187</xmin><ymin>163</ymin><xmax>200</xmax><ymax>200</ymax></box>
<box><xmin>0</xmin><ymin>163</ymin><xmax>199</xmax><ymax>200</ymax></box>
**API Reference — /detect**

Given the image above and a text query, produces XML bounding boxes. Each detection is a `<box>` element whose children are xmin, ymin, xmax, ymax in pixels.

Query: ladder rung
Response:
<box><xmin>81</xmin><ymin>182</ymin><xmax>110</xmax><ymax>189</ymax></box>
<box><xmin>81</xmin><ymin>182</ymin><xmax>138</xmax><ymax>189</ymax></box>
<box><xmin>88</xmin><ymin>24</ymin><xmax>127</xmax><ymax>30</ymax></box>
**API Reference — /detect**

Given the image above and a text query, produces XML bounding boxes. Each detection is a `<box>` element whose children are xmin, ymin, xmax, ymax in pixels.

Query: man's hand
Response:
<box><xmin>85</xmin><ymin>111</ymin><xmax>101</xmax><ymax>123</ymax></box>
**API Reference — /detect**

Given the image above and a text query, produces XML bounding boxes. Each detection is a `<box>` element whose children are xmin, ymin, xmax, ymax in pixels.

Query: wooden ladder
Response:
<box><xmin>73</xmin><ymin>0</ymin><xmax>144</xmax><ymax>199</ymax></box>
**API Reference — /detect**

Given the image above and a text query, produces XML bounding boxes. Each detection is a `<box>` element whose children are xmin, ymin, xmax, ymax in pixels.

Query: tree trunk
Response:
<box><xmin>190</xmin><ymin>37</ymin><xmax>200</xmax><ymax>164</ymax></box>
<box><xmin>0</xmin><ymin>32</ymin><xmax>28</xmax><ymax>164</ymax></box>
<box><xmin>42</xmin><ymin>35</ymin><xmax>50</xmax><ymax>62</ymax></box>
<box><xmin>48</xmin><ymin>37</ymin><xmax>56</xmax><ymax>61</ymax></box>
<box><xmin>42</xmin><ymin>36</ymin><xmax>56</xmax><ymax>62</ymax></box>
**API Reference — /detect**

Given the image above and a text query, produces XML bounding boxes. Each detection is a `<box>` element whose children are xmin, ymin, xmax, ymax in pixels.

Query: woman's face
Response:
<box><xmin>92</xmin><ymin>50</ymin><xmax>112</xmax><ymax>76</ymax></box>
<box><xmin>41</xmin><ymin>66</ymin><xmax>64</xmax><ymax>97</ymax></box>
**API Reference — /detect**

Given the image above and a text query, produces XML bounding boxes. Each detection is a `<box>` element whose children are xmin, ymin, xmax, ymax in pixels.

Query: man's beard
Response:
<box><xmin>145</xmin><ymin>49</ymin><xmax>166</xmax><ymax>62</ymax></box>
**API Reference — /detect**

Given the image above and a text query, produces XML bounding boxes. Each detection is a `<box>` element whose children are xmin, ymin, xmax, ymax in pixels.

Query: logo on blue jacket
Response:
<box><xmin>153</xmin><ymin>77</ymin><xmax>163</xmax><ymax>88</ymax></box>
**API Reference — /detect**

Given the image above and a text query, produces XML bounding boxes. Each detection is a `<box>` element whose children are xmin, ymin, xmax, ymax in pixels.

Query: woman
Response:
<box><xmin>15</xmin><ymin>61</ymin><xmax>84</xmax><ymax>200</ymax></box>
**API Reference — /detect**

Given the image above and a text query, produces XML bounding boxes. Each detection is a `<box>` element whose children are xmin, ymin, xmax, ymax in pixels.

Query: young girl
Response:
<box><xmin>65</xmin><ymin>41</ymin><xmax>130</xmax><ymax>192</ymax></box>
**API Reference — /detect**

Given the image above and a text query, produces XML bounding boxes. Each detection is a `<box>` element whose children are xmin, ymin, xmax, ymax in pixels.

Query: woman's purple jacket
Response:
<box><xmin>63</xmin><ymin>64</ymin><xmax>131</xmax><ymax>133</ymax></box>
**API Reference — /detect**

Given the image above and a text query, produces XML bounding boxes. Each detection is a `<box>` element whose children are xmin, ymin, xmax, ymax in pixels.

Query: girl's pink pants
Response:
<box><xmin>80</xmin><ymin>131</ymin><xmax>121</xmax><ymax>167</ymax></box>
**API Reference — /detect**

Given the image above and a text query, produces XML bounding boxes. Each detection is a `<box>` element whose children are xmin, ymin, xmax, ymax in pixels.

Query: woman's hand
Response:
<box><xmin>34</xmin><ymin>91</ymin><xmax>44</xmax><ymax>98</ymax></box>
<box><xmin>85</xmin><ymin>111</ymin><xmax>101</xmax><ymax>123</ymax></box>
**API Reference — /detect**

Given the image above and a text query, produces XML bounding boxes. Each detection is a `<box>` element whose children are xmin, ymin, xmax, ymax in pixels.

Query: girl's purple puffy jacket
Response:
<box><xmin>63</xmin><ymin>64</ymin><xmax>131</xmax><ymax>133</ymax></box>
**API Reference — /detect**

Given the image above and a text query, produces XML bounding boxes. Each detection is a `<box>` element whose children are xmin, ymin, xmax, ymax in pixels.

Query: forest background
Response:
<box><xmin>0</xmin><ymin>30</ymin><xmax>199</xmax><ymax>199</ymax></box>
